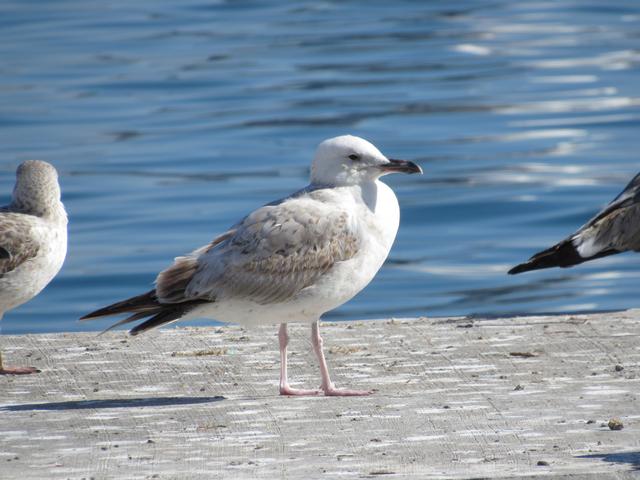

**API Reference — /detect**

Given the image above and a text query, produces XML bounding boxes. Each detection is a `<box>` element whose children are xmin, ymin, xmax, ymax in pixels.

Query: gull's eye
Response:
<box><xmin>348</xmin><ymin>154</ymin><xmax>360</xmax><ymax>161</ymax></box>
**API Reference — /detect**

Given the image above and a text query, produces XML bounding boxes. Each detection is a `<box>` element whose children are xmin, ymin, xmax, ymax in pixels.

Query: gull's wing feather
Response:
<box><xmin>0</xmin><ymin>212</ymin><xmax>40</xmax><ymax>277</ymax></box>
<box><xmin>509</xmin><ymin>172</ymin><xmax>640</xmax><ymax>274</ymax></box>
<box><xmin>577</xmin><ymin>171</ymin><xmax>640</xmax><ymax>234</ymax></box>
<box><xmin>562</xmin><ymin>172</ymin><xmax>640</xmax><ymax>258</ymax></box>
<box><xmin>156</xmin><ymin>195</ymin><xmax>360</xmax><ymax>305</ymax></box>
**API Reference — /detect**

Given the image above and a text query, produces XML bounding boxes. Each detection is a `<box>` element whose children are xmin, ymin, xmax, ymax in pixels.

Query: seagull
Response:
<box><xmin>0</xmin><ymin>160</ymin><xmax>67</xmax><ymax>375</ymax></box>
<box><xmin>509</xmin><ymin>172</ymin><xmax>640</xmax><ymax>274</ymax></box>
<box><xmin>82</xmin><ymin>135</ymin><xmax>422</xmax><ymax>396</ymax></box>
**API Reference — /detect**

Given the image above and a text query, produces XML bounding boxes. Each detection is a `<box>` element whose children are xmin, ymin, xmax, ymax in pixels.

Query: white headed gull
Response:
<box><xmin>82</xmin><ymin>135</ymin><xmax>422</xmax><ymax>395</ymax></box>
<box><xmin>510</xmin><ymin>171</ymin><xmax>640</xmax><ymax>274</ymax></box>
<box><xmin>0</xmin><ymin>160</ymin><xmax>67</xmax><ymax>375</ymax></box>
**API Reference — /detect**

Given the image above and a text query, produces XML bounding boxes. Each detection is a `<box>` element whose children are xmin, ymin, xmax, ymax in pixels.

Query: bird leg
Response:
<box><xmin>278</xmin><ymin>323</ymin><xmax>320</xmax><ymax>396</ymax></box>
<box><xmin>311</xmin><ymin>321</ymin><xmax>372</xmax><ymax>396</ymax></box>
<box><xmin>0</xmin><ymin>350</ymin><xmax>39</xmax><ymax>375</ymax></box>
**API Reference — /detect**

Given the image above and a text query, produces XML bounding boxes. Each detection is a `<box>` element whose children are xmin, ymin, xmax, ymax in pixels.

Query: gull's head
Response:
<box><xmin>12</xmin><ymin>160</ymin><xmax>63</xmax><ymax>216</ymax></box>
<box><xmin>310</xmin><ymin>135</ymin><xmax>422</xmax><ymax>186</ymax></box>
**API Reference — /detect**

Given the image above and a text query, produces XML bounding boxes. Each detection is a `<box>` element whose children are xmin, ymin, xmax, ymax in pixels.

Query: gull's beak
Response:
<box><xmin>379</xmin><ymin>158</ymin><xmax>423</xmax><ymax>174</ymax></box>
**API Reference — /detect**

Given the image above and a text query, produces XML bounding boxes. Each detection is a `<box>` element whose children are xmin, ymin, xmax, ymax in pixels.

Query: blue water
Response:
<box><xmin>1</xmin><ymin>0</ymin><xmax>640</xmax><ymax>334</ymax></box>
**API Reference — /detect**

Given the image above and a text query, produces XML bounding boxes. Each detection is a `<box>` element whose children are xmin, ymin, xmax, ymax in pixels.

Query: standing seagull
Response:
<box><xmin>509</xmin><ymin>172</ymin><xmax>640</xmax><ymax>274</ymax></box>
<box><xmin>82</xmin><ymin>135</ymin><xmax>421</xmax><ymax>396</ymax></box>
<box><xmin>0</xmin><ymin>160</ymin><xmax>67</xmax><ymax>374</ymax></box>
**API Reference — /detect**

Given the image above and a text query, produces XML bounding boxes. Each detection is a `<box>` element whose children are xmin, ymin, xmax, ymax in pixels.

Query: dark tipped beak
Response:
<box><xmin>380</xmin><ymin>158</ymin><xmax>423</xmax><ymax>174</ymax></box>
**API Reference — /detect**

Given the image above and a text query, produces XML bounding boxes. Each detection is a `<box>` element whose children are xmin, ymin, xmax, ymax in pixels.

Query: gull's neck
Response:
<box><xmin>308</xmin><ymin>177</ymin><xmax>383</xmax><ymax>204</ymax></box>
<box><xmin>10</xmin><ymin>197</ymin><xmax>67</xmax><ymax>225</ymax></box>
<box><xmin>356</xmin><ymin>180</ymin><xmax>381</xmax><ymax>213</ymax></box>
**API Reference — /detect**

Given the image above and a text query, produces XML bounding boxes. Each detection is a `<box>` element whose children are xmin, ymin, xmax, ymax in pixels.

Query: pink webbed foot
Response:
<box><xmin>279</xmin><ymin>384</ymin><xmax>322</xmax><ymax>396</ymax></box>
<box><xmin>0</xmin><ymin>366</ymin><xmax>40</xmax><ymax>375</ymax></box>
<box><xmin>310</xmin><ymin>321</ymin><xmax>374</xmax><ymax>397</ymax></box>
<box><xmin>322</xmin><ymin>385</ymin><xmax>373</xmax><ymax>397</ymax></box>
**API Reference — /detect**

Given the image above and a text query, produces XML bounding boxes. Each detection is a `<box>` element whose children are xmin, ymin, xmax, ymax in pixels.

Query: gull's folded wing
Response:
<box><xmin>0</xmin><ymin>212</ymin><xmax>40</xmax><ymax>277</ymax></box>
<box><xmin>159</xmin><ymin>194</ymin><xmax>361</xmax><ymax>306</ymax></box>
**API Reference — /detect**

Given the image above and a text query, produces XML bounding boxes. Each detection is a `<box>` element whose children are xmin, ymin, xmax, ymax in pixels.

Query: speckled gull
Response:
<box><xmin>82</xmin><ymin>135</ymin><xmax>422</xmax><ymax>396</ymax></box>
<box><xmin>0</xmin><ymin>160</ymin><xmax>67</xmax><ymax>375</ymax></box>
<box><xmin>509</xmin><ymin>171</ymin><xmax>640</xmax><ymax>274</ymax></box>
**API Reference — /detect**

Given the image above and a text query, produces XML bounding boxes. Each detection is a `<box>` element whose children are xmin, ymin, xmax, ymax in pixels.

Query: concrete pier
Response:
<box><xmin>1</xmin><ymin>312</ymin><xmax>639</xmax><ymax>479</ymax></box>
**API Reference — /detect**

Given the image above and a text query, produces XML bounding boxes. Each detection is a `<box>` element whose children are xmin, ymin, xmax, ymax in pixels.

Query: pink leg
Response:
<box><xmin>278</xmin><ymin>323</ymin><xmax>320</xmax><ymax>396</ymax></box>
<box><xmin>311</xmin><ymin>321</ymin><xmax>372</xmax><ymax>396</ymax></box>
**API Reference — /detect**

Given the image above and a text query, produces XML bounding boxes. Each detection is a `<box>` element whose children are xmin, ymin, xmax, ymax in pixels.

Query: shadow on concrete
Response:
<box><xmin>578</xmin><ymin>451</ymin><xmax>640</xmax><ymax>470</ymax></box>
<box><xmin>1</xmin><ymin>396</ymin><xmax>225</xmax><ymax>411</ymax></box>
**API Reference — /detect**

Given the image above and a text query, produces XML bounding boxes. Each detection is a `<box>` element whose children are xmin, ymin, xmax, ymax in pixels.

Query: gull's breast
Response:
<box><xmin>369</xmin><ymin>180</ymin><xmax>401</xmax><ymax>251</ymax></box>
<box><xmin>293</xmin><ymin>181</ymin><xmax>401</xmax><ymax>315</ymax></box>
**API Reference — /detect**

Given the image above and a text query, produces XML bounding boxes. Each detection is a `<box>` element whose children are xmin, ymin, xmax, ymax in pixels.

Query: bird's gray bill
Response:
<box><xmin>381</xmin><ymin>159</ymin><xmax>423</xmax><ymax>174</ymax></box>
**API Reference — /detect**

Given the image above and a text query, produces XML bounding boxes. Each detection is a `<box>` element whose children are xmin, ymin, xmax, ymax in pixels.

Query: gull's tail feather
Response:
<box><xmin>81</xmin><ymin>289</ymin><xmax>206</xmax><ymax>335</ymax></box>
<box><xmin>129</xmin><ymin>304</ymin><xmax>199</xmax><ymax>336</ymax></box>
<box><xmin>80</xmin><ymin>290</ymin><xmax>159</xmax><ymax>320</ymax></box>
<box><xmin>96</xmin><ymin>311</ymin><xmax>154</xmax><ymax>336</ymax></box>
<box><xmin>508</xmin><ymin>239</ymin><xmax>618</xmax><ymax>274</ymax></box>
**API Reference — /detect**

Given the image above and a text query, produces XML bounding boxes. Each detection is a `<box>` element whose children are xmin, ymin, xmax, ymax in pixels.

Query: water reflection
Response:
<box><xmin>1</xmin><ymin>0</ymin><xmax>639</xmax><ymax>333</ymax></box>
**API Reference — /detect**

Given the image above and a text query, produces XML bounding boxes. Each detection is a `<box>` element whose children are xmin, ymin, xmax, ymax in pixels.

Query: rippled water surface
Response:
<box><xmin>1</xmin><ymin>0</ymin><xmax>640</xmax><ymax>334</ymax></box>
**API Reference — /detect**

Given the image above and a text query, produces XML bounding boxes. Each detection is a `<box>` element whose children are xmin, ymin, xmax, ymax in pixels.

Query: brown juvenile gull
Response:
<box><xmin>0</xmin><ymin>160</ymin><xmax>67</xmax><ymax>374</ymax></box>
<box><xmin>509</xmin><ymin>172</ymin><xmax>640</xmax><ymax>274</ymax></box>
<box><xmin>82</xmin><ymin>135</ymin><xmax>422</xmax><ymax>396</ymax></box>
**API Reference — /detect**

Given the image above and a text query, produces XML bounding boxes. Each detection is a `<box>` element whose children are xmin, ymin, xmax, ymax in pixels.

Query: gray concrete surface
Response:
<box><xmin>1</xmin><ymin>312</ymin><xmax>639</xmax><ymax>479</ymax></box>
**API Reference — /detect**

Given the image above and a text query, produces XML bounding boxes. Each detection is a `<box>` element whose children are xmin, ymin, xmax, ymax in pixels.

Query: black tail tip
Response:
<box><xmin>507</xmin><ymin>263</ymin><xmax>530</xmax><ymax>275</ymax></box>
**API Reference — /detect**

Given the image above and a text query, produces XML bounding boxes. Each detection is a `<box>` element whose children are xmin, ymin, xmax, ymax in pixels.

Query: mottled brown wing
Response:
<box><xmin>155</xmin><ymin>229</ymin><xmax>235</xmax><ymax>303</ymax></box>
<box><xmin>155</xmin><ymin>196</ymin><xmax>360</xmax><ymax>305</ymax></box>
<box><xmin>564</xmin><ymin>173</ymin><xmax>640</xmax><ymax>258</ymax></box>
<box><xmin>0</xmin><ymin>213</ymin><xmax>40</xmax><ymax>277</ymax></box>
<box><xmin>575</xmin><ymin>203</ymin><xmax>640</xmax><ymax>255</ymax></box>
